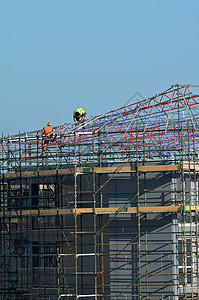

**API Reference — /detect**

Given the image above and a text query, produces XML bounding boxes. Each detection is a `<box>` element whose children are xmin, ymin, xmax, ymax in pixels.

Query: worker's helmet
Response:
<box><xmin>47</xmin><ymin>122</ymin><xmax>52</xmax><ymax>126</ymax></box>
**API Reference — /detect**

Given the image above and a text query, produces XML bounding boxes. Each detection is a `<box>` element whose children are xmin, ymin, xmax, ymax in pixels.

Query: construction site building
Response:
<box><xmin>0</xmin><ymin>84</ymin><xmax>199</xmax><ymax>299</ymax></box>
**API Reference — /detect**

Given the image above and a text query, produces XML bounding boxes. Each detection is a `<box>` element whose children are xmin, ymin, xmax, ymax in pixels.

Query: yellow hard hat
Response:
<box><xmin>47</xmin><ymin>122</ymin><xmax>52</xmax><ymax>126</ymax></box>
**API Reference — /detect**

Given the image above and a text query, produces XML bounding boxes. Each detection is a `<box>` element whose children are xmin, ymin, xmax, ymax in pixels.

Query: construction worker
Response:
<box><xmin>42</xmin><ymin>122</ymin><xmax>55</xmax><ymax>153</ymax></box>
<box><xmin>73</xmin><ymin>108</ymin><xmax>86</xmax><ymax>123</ymax></box>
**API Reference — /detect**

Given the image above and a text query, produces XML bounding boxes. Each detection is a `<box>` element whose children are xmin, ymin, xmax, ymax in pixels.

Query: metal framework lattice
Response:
<box><xmin>0</xmin><ymin>84</ymin><xmax>199</xmax><ymax>299</ymax></box>
<box><xmin>1</xmin><ymin>84</ymin><xmax>199</xmax><ymax>170</ymax></box>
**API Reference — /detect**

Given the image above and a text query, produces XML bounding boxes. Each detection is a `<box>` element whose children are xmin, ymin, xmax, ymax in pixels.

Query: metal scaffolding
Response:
<box><xmin>0</xmin><ymin>84</ymin><xmax>199</xmax><ymax>299</ymax></box>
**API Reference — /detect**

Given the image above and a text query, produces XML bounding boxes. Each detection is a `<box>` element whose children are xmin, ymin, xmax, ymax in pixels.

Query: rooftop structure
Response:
<box><xmin>0</xmin><ymin>84</ymin><xmax>199</xmax><ymax>299</ymax></box>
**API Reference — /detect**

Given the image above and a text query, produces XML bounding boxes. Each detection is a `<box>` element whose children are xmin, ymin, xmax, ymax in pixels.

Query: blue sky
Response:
<box><xmin>1</xmin><ymin>0</ymin><xmax>199</xmax><ymax>135</ymax></box>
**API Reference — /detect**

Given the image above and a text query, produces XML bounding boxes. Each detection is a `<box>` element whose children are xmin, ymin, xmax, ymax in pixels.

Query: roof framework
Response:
<box><xmin>1</xmin><ymin>84</ymin><xmax>199</xmax><ymax>171</ymax></box>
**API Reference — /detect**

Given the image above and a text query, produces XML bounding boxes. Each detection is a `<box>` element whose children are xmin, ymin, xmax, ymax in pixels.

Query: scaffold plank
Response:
<box><xmin>5</xmin><ymin>205</ymin><xmax>199</xmax><ymax>219</ymax></box>
<box><xmin>0</xmin><ymin>164</ymin><xmax>190</xmax><ymax>179</ymax></box>
<box><xmin>138</xmin><ymin>165</ymin><xmax>181</xmax><ymax>172</ymax></box>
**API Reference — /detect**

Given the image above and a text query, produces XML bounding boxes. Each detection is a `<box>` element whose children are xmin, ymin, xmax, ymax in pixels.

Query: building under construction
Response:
<box><xmin>1</xmin><ymin>84</ymin><xmax>199</xmax><ymax>299</ymax></box>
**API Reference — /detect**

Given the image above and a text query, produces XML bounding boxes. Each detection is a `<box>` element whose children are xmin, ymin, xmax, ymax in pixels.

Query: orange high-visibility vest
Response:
<box><xmin>43</xmin><ymin>126</ymin><xmax>52</xmax><ymax>135</ymax></box>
